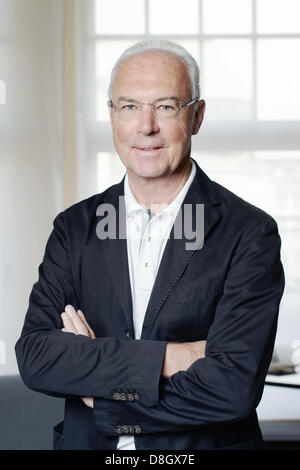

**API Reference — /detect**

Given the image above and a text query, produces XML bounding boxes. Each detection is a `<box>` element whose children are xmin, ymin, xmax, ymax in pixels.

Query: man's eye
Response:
<box><xmin>122</xmin><ymin>104</ymin><xmax>137</xmax><ymax>111</ymax></box>
<box><xmin>158</xmin><ymin>104</ymin><xmax>174</xmax><ymax>111</ymax></box>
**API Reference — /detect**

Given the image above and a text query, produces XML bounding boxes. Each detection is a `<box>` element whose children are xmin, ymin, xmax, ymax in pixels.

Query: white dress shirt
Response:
<box><xmin>117</xmin><ymin>160</ymin><xmax>196</xmax><ymax>450</ymax></box>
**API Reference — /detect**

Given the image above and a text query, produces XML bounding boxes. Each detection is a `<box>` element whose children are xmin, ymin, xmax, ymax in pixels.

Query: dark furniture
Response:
<box><xmin>0</xmin><ymin>375</ymin><xmax>64</xmax><ymax>450</ymax></box>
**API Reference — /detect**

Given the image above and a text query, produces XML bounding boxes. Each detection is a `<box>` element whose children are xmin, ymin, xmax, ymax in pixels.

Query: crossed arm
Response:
<box><xmin>61</xmin><ymin>304</ymin><xmax>206</xmax><ymax>408</ymax></box>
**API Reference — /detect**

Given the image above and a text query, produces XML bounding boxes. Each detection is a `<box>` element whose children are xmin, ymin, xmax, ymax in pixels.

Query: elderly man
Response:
<box><xmin>16</xmin><ymin>40</ymin><xmax>284</xmax><ymax>451</ymax></box>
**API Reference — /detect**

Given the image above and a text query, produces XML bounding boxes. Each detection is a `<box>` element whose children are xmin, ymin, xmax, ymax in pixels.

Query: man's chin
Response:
<box><xmin>127</xmin><ymin>158</ymin><xmax>168</xmax><ymax>180</ymax></box>
<box><xmin>128</xmin><ymin>167</ymin><xmax>166</xmax><ymax>181</ymax></box>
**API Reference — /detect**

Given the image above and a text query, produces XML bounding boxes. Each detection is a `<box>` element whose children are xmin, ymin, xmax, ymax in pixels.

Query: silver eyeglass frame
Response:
<box><xmin>108</xmin><ymin>97</ymin><xmax>200</xmax><ymax>117</ymax></box>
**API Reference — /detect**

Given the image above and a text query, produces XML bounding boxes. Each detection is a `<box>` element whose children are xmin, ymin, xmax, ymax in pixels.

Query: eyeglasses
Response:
<box><xmin>108</xmin><ymin>97</ymin><xmax>199</xmax><ymax>120</ymax></box>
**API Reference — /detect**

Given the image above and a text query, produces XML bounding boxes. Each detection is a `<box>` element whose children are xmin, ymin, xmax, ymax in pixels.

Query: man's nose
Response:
<box><xmin>137</xmin><ymin>104</ymin><xmax>160</xmax><ymax>135</ymax></box>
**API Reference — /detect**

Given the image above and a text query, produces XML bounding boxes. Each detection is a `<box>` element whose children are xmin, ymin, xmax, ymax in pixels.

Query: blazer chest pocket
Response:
<box><xmin>169</xmin><ymin>277</ymin><xmax>221</xmax><ymax>303</ymax></box>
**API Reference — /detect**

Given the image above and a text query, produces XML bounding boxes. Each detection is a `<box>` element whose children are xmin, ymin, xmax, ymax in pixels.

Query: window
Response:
<box><xmin>90</xmin><ymin>0</ymin><xmax>300</xmax><ymax>123</ymax></box>
<box><xmin>77</xmin><ymin>0</ymin><xmax>300</xmax><ymax>342</ymax></box>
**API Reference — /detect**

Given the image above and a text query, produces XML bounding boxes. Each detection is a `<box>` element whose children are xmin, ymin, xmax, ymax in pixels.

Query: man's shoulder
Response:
<box><xmin>54</xmin><ymin>180</ymin><xmax>124</xmax><ymax>228</ymax></box>
<box><xmin>210</xmin><ymin>178</ymin><xmax>277</xmax><ymax>230</ymax></box>
<box><xmin>72</xmin><ymin>181</ymin><xmax>122</xmax><ymax>210</ymax></box>
<box><xmin>193</xmin><ymin>161</ymin><xmax>276</xmax><ymax>229</ymax></box>
<box><xmin>193</xmin><ymin>162</ymin><xmax>274</xmax><ymax>227</ymax></box>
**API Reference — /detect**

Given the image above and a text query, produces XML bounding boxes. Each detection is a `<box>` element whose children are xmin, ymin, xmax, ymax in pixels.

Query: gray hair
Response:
<box><xmin>108</xmin><ymin>39</ymin><xmax>200</xmax><ymax>99</ymax></box>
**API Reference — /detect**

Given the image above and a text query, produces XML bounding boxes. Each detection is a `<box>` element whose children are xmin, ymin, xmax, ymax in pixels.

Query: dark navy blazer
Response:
<box><xmin>15</xmin><ymin>160</ymin><xmax>285</xmax><ymax>450</ymax></box>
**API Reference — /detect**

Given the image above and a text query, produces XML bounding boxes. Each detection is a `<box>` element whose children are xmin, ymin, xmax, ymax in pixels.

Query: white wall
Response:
<box><xmin>0</xmin><ymin>0</ymin><xmax>64</xmax><ymax>375</ymax></box>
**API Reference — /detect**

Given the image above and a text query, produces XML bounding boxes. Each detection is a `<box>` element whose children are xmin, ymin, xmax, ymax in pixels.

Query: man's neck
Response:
<box><xmin>127</xmin><ymin>159</ymin><xmax>192</xmax><ymax>215</ymax></box>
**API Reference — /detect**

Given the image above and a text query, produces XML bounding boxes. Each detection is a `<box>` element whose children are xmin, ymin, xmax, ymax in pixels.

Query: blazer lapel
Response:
<box><xmin>141</xmin><ymin>162</ymin><xmax>222</xmax><ymax>340</ymax></box>
<box><xmin>97</xmin><ymin>180</ymin><xmax>135</xmax><ymax>339</ymax></box>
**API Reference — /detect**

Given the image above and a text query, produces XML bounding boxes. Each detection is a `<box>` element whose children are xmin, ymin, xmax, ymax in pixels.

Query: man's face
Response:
<box><xmin>110</xmin><ymin>51</ymin><xmax>205</xmax><ymax>182</ymax></box>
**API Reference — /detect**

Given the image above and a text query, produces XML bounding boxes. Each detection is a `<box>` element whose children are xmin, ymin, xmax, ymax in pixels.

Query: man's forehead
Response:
<box><xmin>118</xmin><ymin>50</ymin><xmax>186</xmax><ymax>73</ymax></box>
<box><xmin>112</xmin><ymin>50</ymin><xmax>191</xmax><ymax>98</ymax></box>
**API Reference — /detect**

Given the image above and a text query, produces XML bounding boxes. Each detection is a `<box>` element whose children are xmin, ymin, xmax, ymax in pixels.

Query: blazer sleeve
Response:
<box><xmin>15</xmin><ymin>212</ymin><xmax>167</xmax><ymax>406</ymax></box>
<box><xmin>93</xmin><ymin>218</ymin><xmax>285</xmax><ymax>436</ymax></box>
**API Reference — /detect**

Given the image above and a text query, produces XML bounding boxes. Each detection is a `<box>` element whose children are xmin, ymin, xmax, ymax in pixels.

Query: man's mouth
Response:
<box><xmin>133</xmin><ymin>146</ymin><xmax>163</xmax><ymax>152</ymax></box>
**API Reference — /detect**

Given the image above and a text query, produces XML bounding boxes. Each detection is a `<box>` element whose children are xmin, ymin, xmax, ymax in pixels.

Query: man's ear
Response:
<box><xmin>107</xmin><ymin>100</ymin><xmax>113</xmax><ymax>122</ymax></box>
<box><xmin>192</xmin><ymin>99</ymin><xmax>205</xmax><ymax>135</ymax></box>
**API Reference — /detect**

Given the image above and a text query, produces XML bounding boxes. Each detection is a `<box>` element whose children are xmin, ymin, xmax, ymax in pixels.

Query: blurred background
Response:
<box><xmin>0</xmin><ymin>0</ymin><xmax>299</xmax><ymax>449</ymax></box>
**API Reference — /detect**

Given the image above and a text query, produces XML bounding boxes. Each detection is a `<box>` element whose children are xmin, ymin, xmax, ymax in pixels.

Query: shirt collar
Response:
<box><xmin>124</xmin><ymin>176</ymin><xmax>142</xmax><ymax>216</ymax></box>
<box><xmin>124</xmin><ymin>160</ymin><xmax>196</xmax><ymax>218</ymax></box>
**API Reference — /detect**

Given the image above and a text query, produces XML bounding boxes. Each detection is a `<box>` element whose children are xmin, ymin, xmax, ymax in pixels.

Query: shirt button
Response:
<box><xmin>134</xmin><ymin>425</ymin><xmax>142</xmax><ymax>434</ymax></box>
<box><xmin>116</xmin><ymin>425</ymin><xmax>123</xmax><ymax>434</ymax></box>
<box><xmin>113</xmin><ymin>392</ymin><xmax>121</xmax><ymax>400</ymax></box>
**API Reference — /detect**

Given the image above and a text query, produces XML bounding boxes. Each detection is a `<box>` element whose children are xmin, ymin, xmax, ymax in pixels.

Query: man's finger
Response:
<box><xmin>65</xmin><ymin>305</ymin><xmax>89</xmax><ymax>336</ymax></box>
<box><xmin>81</xmin><ymin>397</ymin><xmax>94</xmax><ymax>408</ymax></box>
<box><xmin>78</xmin><ymin>310</ymin><xmax>96</xmax><ymax>339</ymax></box>
<box><xmin>61</xmin><ymin>312</ymin><xmax>77</xmax><ymax>334</ymax></box>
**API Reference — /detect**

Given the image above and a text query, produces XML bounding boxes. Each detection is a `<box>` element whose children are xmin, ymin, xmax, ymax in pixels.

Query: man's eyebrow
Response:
<box><xmin>118</xmin><ymin>96</ymin><xmax>140</xmax><ymax>103</ymax></box>
<box><xmin>155</xmin><ymin>96</ymin><xmax>179</xmax><ymax>102</ymax></box>
<box><xmin>117</xmin><ymin>96</ymin><xmax>180</xmax><ymax>103</ymax></box>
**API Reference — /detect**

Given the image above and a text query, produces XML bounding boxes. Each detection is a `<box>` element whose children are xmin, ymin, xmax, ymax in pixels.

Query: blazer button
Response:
<box><xmin>127</xmin><ymin>393</ymin><xmax>135</xmax><ymax>401</ymax></box>
<box><xmin>122</xmin><ymin>425</ymin><xmax>129</xmax><ymax>434</ymax></box>
<box><xmin>128</xmin><ymin>425</ymin><xmax>135</xmax><ymax>434</ymax></box>
<box><xmin>134</xmin><ymin>425</ymin><xmax>142</xmax><ymax>434</ymax></box>
<box><xmin>120</xmin><ymin>393</ymin><xmax>127</xmax><ymax>401</ymax></box>
<box><xmin>113</xmin><ymin>392</ymin><xmax>121</xmax><ymax>400</ymax></box>
<box><xmin>133</xmin><ymin>393</ymin><xmax>141</xmax><ymax>401</ymax></box>
<box><xmin>116</xmin><ymin>425</ymin><xmax>123</xmax><ymax>434</ymax></box>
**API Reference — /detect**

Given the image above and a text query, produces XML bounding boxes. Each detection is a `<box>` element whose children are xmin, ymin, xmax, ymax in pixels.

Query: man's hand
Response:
<box><xmin>61</xmin><ymin>305</ymin><xmax>96</xmax><ymax>339</ymax></box>
<box><xmin>61</xmin><ymin>305</ymin><xmax>95</xmax><ymax>408</ymax></box>
<box><xmin>162</xmin><ymin>340</ymin><xmax>206</xmax><ymax>378</ymax></box>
